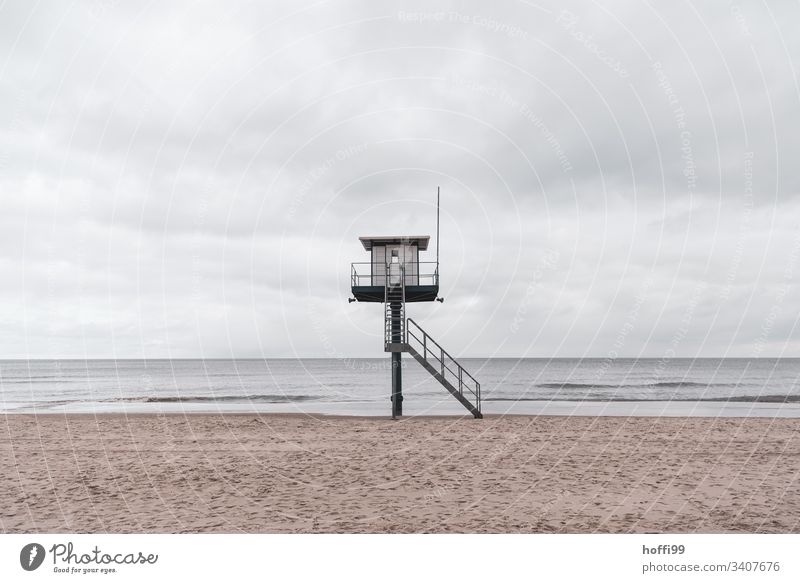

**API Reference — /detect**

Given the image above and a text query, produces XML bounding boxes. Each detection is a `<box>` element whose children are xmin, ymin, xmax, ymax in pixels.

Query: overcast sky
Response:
<box><xmin>1</xmin><ymin>1</ymin><xmax>799</xmax><ymax>359</ymax></box>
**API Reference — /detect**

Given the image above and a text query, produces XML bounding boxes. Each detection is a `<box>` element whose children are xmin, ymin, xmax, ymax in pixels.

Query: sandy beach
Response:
<box><xmin>1</xmin><ymin>413</ymin><xmax>798</xmax><ymax>533</ymax></box>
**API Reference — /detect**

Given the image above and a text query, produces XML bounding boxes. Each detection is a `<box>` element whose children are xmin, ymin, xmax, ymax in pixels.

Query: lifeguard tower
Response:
<box><xmin>349</xmin><ymin>197</ymin><xmax>482</xmax><ymax>419</ymax></box>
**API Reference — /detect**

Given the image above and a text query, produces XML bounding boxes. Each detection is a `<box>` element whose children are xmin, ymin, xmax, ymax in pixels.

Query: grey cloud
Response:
<box><xmin>1</xmin><ymin>0</ymin><xmax>799</xmax><ymax>358</ymax></box>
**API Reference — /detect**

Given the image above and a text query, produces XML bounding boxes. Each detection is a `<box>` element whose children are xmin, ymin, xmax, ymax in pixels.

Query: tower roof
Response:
<box><xmin>359</xmin><ymin>236</ymin><xmax>430</xmax><ymax>251</ymax></box>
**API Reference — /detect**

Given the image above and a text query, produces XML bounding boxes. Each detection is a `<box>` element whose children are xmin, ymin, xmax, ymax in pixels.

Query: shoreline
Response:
<box><xmin>2</xmin><ymin>410</ymin><xmax>800</xmax><ymax>420</ymax></box>
<box><xmin>2</xmin><ymin>413</ymin><xmax>798</xmax><ymax>533</ymax></box>
<box><xmin>4</xmin><ymin>400</ymin><xmax>800</xmax><ymax>418</ymax></box>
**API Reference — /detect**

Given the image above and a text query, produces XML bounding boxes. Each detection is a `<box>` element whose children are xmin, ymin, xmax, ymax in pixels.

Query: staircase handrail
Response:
<box><xmin>406</xmin><ymin>318</ymin><xmax>480</xmax><ymax>401</ymax></box>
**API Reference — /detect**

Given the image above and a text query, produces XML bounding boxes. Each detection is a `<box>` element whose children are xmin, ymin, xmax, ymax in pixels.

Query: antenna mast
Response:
<box><xmin>436</xmin><ymin>186</ymin><xmax>440</xmax><ymax>268</ymax></box>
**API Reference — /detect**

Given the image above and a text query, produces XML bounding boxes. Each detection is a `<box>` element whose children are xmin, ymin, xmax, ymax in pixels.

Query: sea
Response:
<box><xmin>2</xmin><ymin>357</ymin><xmax>800</xmax><ymax>418</ymax></box>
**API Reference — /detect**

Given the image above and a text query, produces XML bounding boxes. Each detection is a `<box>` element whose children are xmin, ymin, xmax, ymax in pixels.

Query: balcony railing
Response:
<box><xmin>351</xmin><ymin>261</ymin><xmax>439</xmax><ymax>287</ymax></box>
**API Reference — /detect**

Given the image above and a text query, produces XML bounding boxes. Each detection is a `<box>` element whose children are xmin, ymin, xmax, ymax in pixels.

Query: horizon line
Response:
<box><xmin>1</xmin><ymin>356</ymin><xmax>798</xmax><ymax>361</ymax></box>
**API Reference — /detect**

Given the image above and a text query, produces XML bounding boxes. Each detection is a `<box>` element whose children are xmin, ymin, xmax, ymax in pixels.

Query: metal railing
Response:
<box><xmin>351</xmin><ymin>262</ymin><xmax>439</xmax><ymax>287</ymax></box>
<box><xmin>406</xmin><ymin>318</ymin><xmax>481</xmax><ymax>409</ymax></box>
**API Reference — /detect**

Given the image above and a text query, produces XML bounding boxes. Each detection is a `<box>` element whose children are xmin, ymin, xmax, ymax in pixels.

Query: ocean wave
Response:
<box><xmin>1</xmin><ymin>378</ymin><xmax>82</xmax><ymax>384</ymax></box>
<box><xmin>536</xmin><ymin>381</ymin><xmax>734</xmax><ymax>390</ymax></box>
<box><xmin>486</xmin><ymin>394</ymin><xmax>800</xmax><ymax>403</ymax></box>
<box><xmin>116</xmin><ymin>394</ymin><xmax>333</xmax><ymax>404</ymax></box>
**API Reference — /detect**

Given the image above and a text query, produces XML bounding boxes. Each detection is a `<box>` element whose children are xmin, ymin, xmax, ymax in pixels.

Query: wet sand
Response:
<box><xmin>1</xmin><ymin>413</ymin><xmax>798</xmax><ymax>533</ymax></box>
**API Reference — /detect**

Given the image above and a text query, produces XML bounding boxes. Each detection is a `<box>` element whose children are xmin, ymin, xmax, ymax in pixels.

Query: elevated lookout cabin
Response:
<box><xmin>350</xmin><ymin>236</ymin><xmax>439</xmax><ymax>302</ymax></box>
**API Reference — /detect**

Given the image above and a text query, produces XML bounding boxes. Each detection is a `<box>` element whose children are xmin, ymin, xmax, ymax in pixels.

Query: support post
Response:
<box><xmin>391</xmin><ymin>351</ymin><xmax>402</xmax><ymax>418</ymax></box>
<box><xmin>390</xmin><ymin>298</ymin><xmax>403</xmax><ymax>418</ymax></box>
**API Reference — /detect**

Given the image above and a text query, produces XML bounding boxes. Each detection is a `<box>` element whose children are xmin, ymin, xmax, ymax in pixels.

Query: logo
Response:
<box><xmin>20</xmin><ymin>543</ymin><xmax>46</xmax><ymax>571</ymax></box>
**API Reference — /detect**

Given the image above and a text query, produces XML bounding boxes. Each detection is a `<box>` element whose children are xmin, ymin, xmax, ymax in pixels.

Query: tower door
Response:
<box><xmin>384</xmin><ymin>244</ymin><xmax>419</xmax><ymax>286</ymax></box>
<box><xmin>387</xmin><ymin>246</ymin><xmax>402</xmax><ymax>286</ymax></box>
